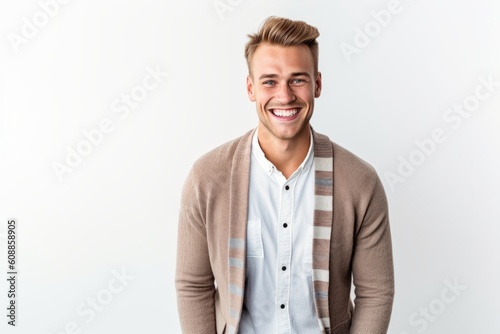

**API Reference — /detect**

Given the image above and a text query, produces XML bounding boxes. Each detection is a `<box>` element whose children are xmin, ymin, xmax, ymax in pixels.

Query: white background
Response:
<box><xmin>1</xmin><ymin>0</ymin><xmax>499</xmax><ymax>333</ymax></box>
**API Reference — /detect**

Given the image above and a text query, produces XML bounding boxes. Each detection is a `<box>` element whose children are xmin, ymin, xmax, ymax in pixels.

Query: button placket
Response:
<box><xmin>277</xmin><ymin>178</ymin><xmax>293</xmax><ymax>332</ymax></box>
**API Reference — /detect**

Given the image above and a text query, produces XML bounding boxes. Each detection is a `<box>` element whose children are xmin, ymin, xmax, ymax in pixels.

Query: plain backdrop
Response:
<box><xmin>1</xmin><ymin>1</ymin><xmax>499</xmax><ymax>333</ymax></box>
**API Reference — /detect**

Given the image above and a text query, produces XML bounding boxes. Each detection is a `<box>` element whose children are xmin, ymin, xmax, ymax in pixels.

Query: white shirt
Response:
<box><xmin>239</xmin><ymin>129</ymin><xmax>321</xmax><ymax>334</ymax></box>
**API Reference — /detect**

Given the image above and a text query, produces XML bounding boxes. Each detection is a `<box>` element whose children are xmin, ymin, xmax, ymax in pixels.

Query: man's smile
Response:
<box><xmin>269</xmin><ymin>107</ymin><xmax>302</xmax><ymax>119</ymax></box>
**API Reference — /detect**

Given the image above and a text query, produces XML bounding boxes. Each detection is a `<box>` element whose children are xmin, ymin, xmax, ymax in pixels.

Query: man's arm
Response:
<box><xmin>350</xmin><ymin>174</ymin><xmax>395</xmax><ymax>333</ymax></box>
<box><xmin>175</xmin><ymin>170</ymin><xmax>216</xmax><ymax>333</ymax></box>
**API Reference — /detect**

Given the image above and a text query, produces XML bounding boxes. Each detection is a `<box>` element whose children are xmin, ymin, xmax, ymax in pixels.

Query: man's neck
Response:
<box><xmin>257</xmin><ymin>126</ymin><xmax>311</xmax><ymax>179</ymax></box>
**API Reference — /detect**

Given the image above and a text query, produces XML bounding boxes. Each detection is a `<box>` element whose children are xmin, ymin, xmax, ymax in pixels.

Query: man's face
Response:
<box><xmin>246</xmin><ymin>42</ymin><xmax>322</xmax><ymax>143</ymax></box>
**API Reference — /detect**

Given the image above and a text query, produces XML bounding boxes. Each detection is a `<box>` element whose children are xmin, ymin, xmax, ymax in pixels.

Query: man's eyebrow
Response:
<box><xmin>258</xmin><ymin>72</ymin><xmax>312</xmax><ymax>80</ymax></box>
<box><xmin>258</xmin><ymin>73</ymin><xmax>278</xmax><ymax>80</ymax></box>
<box><xmin>290</xmin><ymin>72</ymin><xmax>312</xmax><ymax>78</ymax></box>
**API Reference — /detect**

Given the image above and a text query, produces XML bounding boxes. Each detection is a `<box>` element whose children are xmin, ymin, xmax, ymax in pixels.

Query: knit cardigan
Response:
<box><xmin>176</xmin><ymin>128</ymin><xmax>394</xmax><ymax>334</ymax></box>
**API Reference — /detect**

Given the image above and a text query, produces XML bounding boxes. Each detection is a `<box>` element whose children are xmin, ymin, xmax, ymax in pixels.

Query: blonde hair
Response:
<box><xmin>244</xmin><ymin>16</ymin><xmax>320</xmax><ymax>75</ymax></box>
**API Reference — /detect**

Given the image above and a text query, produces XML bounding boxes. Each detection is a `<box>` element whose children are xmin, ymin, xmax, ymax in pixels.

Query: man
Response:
<box><xmin>176</xmin><ymin>16</ymin><xmax>394</xmax><ymax>334</ymax></box>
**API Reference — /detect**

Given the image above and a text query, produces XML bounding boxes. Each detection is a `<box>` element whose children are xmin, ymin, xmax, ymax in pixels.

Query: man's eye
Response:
<box><xmin>291</xmin><ymin>79</ymin><xmax>306</xmax><ymax>84</ymax></box>
<box><xmin>263</xmin><ymin>80</ymin><xmax>276</xmax><ymax>85</ymax></box>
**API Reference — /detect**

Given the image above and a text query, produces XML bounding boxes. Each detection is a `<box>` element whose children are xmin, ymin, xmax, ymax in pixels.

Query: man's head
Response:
<box><xmin>244</xmin><ymin>16</ymin><xmax>320</xmax><ymax>77</ymax></box>
<box><xmin>245</xmin><ymin>16</ymin><xmax>322</xmax><ymax>143</ymax></box>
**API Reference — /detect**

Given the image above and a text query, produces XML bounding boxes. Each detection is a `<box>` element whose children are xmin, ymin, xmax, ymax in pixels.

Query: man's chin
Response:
<box><xmin>268</xmin><ymin>125</ymin><xmax>310</xmax><ymax>142</ymax></box>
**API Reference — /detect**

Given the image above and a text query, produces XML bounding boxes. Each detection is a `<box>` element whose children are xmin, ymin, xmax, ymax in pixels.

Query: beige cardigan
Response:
<box><xmin>176</xmin><ymin>128</ymin><xmax>394</xmax><ymax>334</ymax></box>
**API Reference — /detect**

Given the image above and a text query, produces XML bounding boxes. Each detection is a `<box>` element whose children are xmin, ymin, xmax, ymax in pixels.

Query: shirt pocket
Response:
<box><xmin>246</xmin><ymin>219</ymin><xmax>264</xmax><ymax>258</ymax></box>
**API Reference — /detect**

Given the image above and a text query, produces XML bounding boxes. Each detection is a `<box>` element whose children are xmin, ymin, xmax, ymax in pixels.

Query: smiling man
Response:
<box><xmin>176</xmin><ymin>16</ymin><xmax>394</xmax><ymax>334</ymax></box>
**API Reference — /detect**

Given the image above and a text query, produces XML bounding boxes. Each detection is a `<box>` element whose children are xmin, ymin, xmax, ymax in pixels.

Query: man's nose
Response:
<box><xmin>275</xmin><ymin>83</ymin><xmax>296</xmax><ymax>104</ymax></box>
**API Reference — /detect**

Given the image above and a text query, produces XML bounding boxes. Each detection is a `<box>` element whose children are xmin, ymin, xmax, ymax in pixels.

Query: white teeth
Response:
<box><xmin>272</xmin><ymin>108</ymin><xmax>299</xmax><ymax>117</ymax></box>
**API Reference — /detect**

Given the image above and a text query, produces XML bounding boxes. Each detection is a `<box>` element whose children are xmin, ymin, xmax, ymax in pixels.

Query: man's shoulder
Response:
<box><xmin>314</xmin><ymin>129</ymin><xmax>380</xmax><ymax>190</ymax></box>
<box><xmin>196</xmin><ymin>129</ymin><xmax>253</xmax><ymax>165</ymax></box>
<box><xmin>332</xmin><ymin>141</ymin><xmax>377</xmax><ymax>179</ymax></box>
<box><xmin>189</xmin><ymin>129</ymin><xmax>254</xmax><ymax>177</ymax></box>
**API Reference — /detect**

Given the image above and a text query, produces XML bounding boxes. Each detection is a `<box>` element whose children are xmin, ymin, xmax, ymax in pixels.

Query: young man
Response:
<box><xmin>176</xmin><ymin>16</ymin><xmax>394</xmax><ymax>334</ymax></box>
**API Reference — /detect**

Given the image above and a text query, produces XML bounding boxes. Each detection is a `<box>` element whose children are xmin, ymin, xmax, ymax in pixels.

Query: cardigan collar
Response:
<box><xmin>226</xmin><ymin>126</ymin><xmax>334</xmax><ymax>334</ymax></box>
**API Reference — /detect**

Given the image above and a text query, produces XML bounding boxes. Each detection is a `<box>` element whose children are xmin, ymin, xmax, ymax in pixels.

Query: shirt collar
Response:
<box><xmin>251</xmin><ymin>127</ymin><xmax>314</xmax><ymax>178</ymax></box>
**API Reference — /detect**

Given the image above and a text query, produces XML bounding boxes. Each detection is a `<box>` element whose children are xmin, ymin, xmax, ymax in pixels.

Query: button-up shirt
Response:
<box><xmin>239</xmin><ymin>129</ymin><xmax>321</xmax><ymax>334</ymax></box>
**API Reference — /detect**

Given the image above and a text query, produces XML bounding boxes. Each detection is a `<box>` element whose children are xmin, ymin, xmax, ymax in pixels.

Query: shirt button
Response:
<box><xmin>280</xmin><ymin>304</ymin><xmax>285</xmax><ymax>309</ymax></box>
<box><xmin>282</xmin><ymin>266</ymin><xmax>286</xmax><ymax>271</ymax></box>
<box><xmin>285</xmin><ymin>185</ymin><xmax>290</xmax><ymax>190</ymax></box>
<box><xmin>283</xmin><ymin>223</ymin><xmax>288</xmax><ymax>228</ymax></box>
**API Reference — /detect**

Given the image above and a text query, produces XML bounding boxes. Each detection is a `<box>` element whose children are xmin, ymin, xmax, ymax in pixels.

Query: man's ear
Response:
<box><xmin>246</xmin><ymin>75</ymin><xmax>256</xmax><ymax>102</ymax></box>
<box><xmin>314</xmin><ymin>71</ymin><xmax>322</xmax><ymax>98</ymax></box>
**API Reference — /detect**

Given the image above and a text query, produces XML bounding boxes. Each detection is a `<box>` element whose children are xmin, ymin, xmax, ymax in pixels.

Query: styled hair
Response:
<box><xmin>244</xmin><ymin>16</ymin><xmax>320</xmax><ymax>75</ymax></box>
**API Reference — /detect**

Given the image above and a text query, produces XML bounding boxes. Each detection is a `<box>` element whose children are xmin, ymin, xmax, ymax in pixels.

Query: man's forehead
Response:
<box><xmin>251</xmin><ymin>43</ymin><xmax>315</xmax><ymax>75</ymax></box>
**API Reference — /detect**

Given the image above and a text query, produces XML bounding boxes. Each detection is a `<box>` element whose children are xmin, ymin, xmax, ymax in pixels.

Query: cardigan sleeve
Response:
<box><xmin>175</xmin><ymin>168</ymin><xmax>217</xmax><ymax>334</ymax></box>
<box><xmin>349</xmin><ymin>173</ymin><xmax>395</xmax><ymax>333</ymax></box>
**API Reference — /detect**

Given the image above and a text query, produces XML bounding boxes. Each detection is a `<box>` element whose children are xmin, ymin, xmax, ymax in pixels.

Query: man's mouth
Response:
<box><xmin>270</xmin><ymin>108</ymin><xmax>301</xmax><ymax>118</ymax></box>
